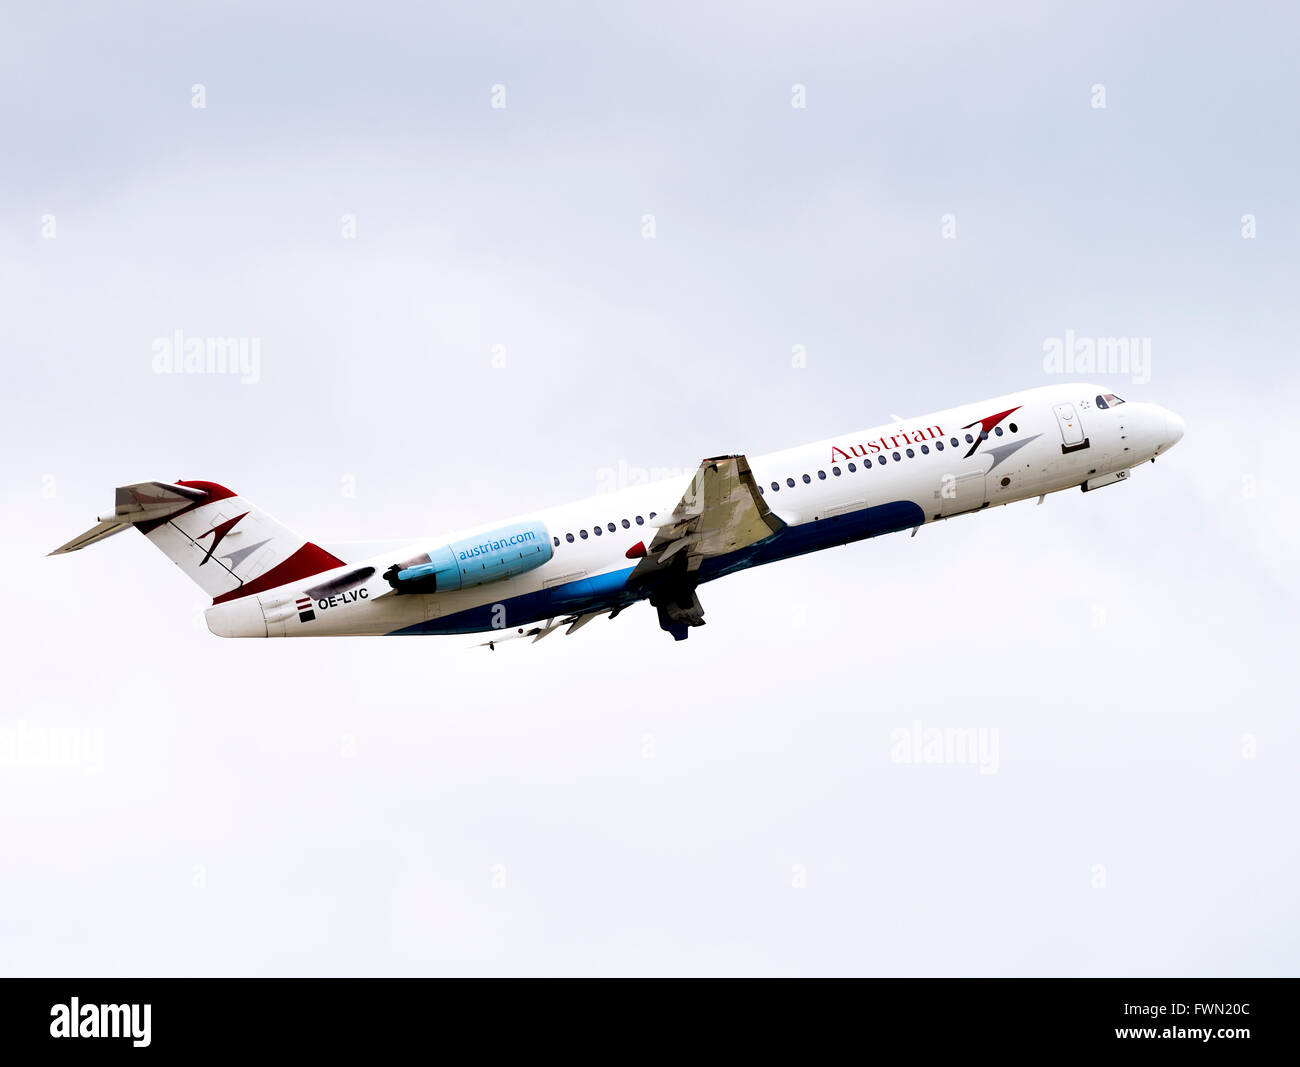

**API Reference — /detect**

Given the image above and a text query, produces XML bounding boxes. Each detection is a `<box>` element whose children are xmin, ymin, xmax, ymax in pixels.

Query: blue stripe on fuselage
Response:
<box><xmin>387</xmin><ymin>498</ymin><xmax>925</xmax><ymax>635</ymax></box>
<box><xmin>388</xmin><ymin>566</ymin><xmax>638</xmax><ymax>635</ymax></box>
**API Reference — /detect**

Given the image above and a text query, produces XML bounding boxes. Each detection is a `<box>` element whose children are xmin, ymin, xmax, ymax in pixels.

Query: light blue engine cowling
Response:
<box><xmin>388</xmin><ymin>520</ymin><xmax>552</xmax><ymax>593</ymax></box>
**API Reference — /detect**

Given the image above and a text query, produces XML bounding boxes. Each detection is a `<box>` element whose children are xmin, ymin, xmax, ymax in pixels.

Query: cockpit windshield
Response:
<box><xmin>1095</xmin><ymin>393</ymin><xmax>1126</xmax><ymax>409</ymax></box>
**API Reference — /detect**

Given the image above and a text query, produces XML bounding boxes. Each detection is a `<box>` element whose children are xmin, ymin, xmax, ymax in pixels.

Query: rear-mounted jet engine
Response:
<box><xmin>383</xmin><ymin>520</ymin><xmax>552</xmax><ymax>595</ymax></box>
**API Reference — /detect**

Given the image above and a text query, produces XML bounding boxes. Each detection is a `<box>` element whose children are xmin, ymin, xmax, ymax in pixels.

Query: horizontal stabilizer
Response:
<box><xmin>49</xmin><ymin>482</ymin><xmax>206</xmax><ymax>555</ymax></box>
<box><xmin>49</xmin><ymin>520</ymin><xmax>132</xmax><ymax>555</ymax></box>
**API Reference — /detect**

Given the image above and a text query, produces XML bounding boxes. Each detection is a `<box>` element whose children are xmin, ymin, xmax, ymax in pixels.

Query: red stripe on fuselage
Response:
<box><xmin>211</xmin><ymin>543</ymin><xmax>346</xmax><ymax>605</ymax></box>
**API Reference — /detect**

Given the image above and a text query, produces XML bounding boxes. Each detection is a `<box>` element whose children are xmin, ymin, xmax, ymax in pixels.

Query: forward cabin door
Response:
<box><xmin>1052</xmin><ymin>403</ymin><xmax>1089</xmax><ymax>454</ymax></box>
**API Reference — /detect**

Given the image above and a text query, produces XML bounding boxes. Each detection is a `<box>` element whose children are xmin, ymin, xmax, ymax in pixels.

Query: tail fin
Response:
<box><xmin>51</xmin><ymin>480</ymin><xmax>345</xmax><ymax>603</ymax></box>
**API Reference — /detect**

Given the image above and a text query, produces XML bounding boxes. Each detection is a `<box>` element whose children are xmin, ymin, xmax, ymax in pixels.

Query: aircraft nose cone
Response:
<box><xmin>1164</xmin><ymin>409</ymin><xmax>1185</xmax><ymax>450</ymax></box>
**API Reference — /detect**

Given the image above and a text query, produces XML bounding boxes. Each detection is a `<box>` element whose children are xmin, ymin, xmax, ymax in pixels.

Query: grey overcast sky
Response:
<box><xmin>2</xmin><ymin>1</ymin><xmax>1297</xmax><ymax>975</ymax></box>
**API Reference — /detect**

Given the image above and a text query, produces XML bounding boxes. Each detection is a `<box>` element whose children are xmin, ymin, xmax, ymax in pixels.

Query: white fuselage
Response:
<box><xmin>205</xmin><ymin>383</ymin><xmax>1184</xmax><ymax>639</ymax></box>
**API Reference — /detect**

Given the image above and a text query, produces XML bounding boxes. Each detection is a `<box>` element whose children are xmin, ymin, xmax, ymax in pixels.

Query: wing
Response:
<box><xmin>632</xmin><ymin>454</ymin><xmax>784</xmax><ymax>577</ymax></box>
<box><xmin>474</xmin><ymin>608</ymin><xmax>618</xmax><ymax>649</ymax></box>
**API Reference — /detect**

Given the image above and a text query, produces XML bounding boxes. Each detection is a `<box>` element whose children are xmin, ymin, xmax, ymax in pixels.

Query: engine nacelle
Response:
<box><xmin>383</xmin><ymin>520</ymin><xmax>552</xmax><ymax>594</ymax></box>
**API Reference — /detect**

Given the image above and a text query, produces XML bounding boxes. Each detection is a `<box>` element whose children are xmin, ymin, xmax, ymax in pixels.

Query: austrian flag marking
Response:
<box><xmin>295</xmin><ymin>596</ymin><xmax>315</xmax><ymax>623</ymax></box>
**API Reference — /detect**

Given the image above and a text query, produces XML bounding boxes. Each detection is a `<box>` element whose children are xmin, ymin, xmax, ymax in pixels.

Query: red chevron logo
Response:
<box><xmin>960</xmin><ymin>406</ymin><xmax>1021</xmax><ymax>458</ymax></box>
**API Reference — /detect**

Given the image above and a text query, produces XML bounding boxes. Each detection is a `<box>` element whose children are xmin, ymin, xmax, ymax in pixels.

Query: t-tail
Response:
<box><xmin>50</xmin><ymin>480</ymin><xmax>345</xmax><ymax>604</ymax></box>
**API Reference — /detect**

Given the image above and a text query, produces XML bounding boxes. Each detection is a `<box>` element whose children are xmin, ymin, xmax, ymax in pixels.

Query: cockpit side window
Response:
<box><xmin>1096</xmin><ymin>393</ymin><xmax>1126</xmax><ymax>409</ymax></box>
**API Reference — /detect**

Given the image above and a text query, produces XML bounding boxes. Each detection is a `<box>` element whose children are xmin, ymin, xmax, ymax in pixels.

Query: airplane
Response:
<box><xmin>51</xmin><ymin>383</ymin><xmax>1184</xmax><ymax>645</ymax></box>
